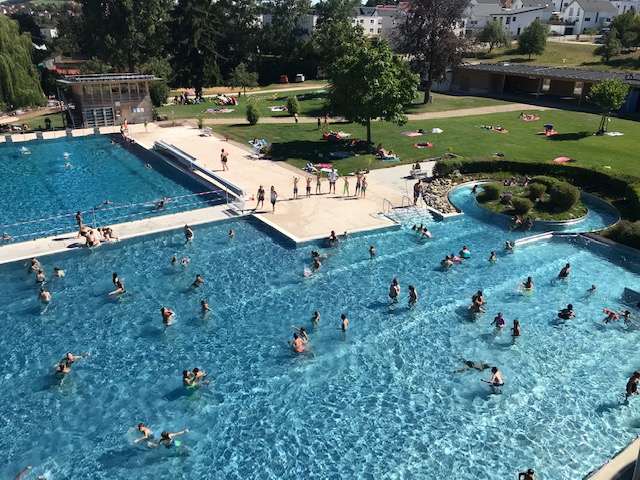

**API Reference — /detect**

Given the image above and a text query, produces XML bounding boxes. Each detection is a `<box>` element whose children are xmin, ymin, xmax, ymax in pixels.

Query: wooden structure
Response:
<box><xmin>57</xmin><ymin>73</ymin><xmax>160</xmax><ymax>128</ymax></box>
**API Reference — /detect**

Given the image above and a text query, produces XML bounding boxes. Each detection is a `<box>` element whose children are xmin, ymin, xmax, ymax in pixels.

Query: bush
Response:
<box><xmin>548</xmin><ymin>182</ymin><xmax>580</xmax><ymax>211</ymax></box>
<box><xmin>286</xmin><ymin>96</ymin><xmax>300</xmax><ymax>116</ymax></box>
<box><xmin>528</xmin><ymin>182</ymin><xmax>547</xmax><ymax>200</ymax></box>
<box><xmin>605</xmin><ymin>220</ymin><xmax>640</xmax><ymax>249</ymax></box>
<box><xmin>530</xmin><ymin>176</ymin><xmax>559</xmax><ymax>188</ymax></box>
<box><xmin>196</xmin><ymin>114</ymin><xmax>204</xmax><ymax>129</ymax></box>
<box><xmin>246</xmin><ymin>101</ymin><xmax>260</xmax><ymax>125</ymax></box>
<box><xmin>511</xmin><ymin>197</ymin><xmax>534</xmax><ymax>214</ymax></box>
<box><xmin>626</xmin><ymin>183</ymin><xmax>640</xmax><ymax>220</ymax></box>
<box><xmin>477</xmin><ymin>182</ymin><xmax>503</xmax><ymax>202</ymax></box>
<box><xmin>149</xmin><ymin>81</ymin><xmax>170</xmax><ymax>107</ymax></box>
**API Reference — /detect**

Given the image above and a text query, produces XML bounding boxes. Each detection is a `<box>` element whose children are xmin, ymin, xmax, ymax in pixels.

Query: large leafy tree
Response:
<box><xmin>587</xmin><ymin>78</ymin><xmax>629</xmax><ymax>134</ymax></box>
<box><xmin>169</xmin><ymin>0</ymin><xmax>223</xmax><ymax>96</ymax></box>
<box><xmin>396</xmin><ymin>0</ymin><xmax>470</xmax><ymax>104</ymax></box>
<box><xmin>329</xmin><ymin>37</ymin><xmax>418</xmax><ymax>142</ymax></box>
<box><xmin>594</xmin><ymin>28</ymin><xmax>622</xmax><ymax>63</ymax></box>
<box><xmin>609</xmin><ymin>11</ymin><xmax>640</xmax><ymax>49</ymax></box>
<box><xmin>260</xmin><ymin>0</ymin><xmax>311</xmax><ymax>63</ymax></box>
<box><xmin>215</xmin><ymin>0</ymin><xmax>261</xmax><ymax>78</ymax></box>
<box><xmin>313</xmin><ymin>0</ymin><xmax>362</xmax><ymax>76</ymax></box>
<box><xmin>477</xmin><ymin>21</ymin><xmax>511</xmax><ymax>52</ymax></box>
<box><xmin>517</xmin><ymin>19</ymin><xmax>547</xmax><ymax>59</ymax></box>
<box><xmin>227</xmin><ymin>62</ymin><xmax>259</xmax><ymax>96</ymax></box>
<box><xmin>0</xmin><ymin>15</ymin><xmax>45</xmax><ymax>109</ymax></box>
<box><xmin>82</xmin><ymin>0</ymin><xmax>173</xmax><ymax>71</ymax></box>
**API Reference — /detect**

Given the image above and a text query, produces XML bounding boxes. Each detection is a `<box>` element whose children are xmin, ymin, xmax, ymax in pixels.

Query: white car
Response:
<box><xmin>294</xmin><ymin>74</ymin><xmax>305</xmax><ymax>83</ymax></box>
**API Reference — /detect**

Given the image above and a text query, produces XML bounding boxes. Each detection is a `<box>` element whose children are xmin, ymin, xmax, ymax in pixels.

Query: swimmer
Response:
<box><xmin>291</xmin><ymin>325</ymin><xmax>308</xmax><ymax>340</ymax></box>
<box><xmin>35</xmin><ymin>269</ymin><xmax>46</xmax><ymax>283</ymax></box>
<box><xmin>491</xmin><ymin>312</ymin><xmax>506</xmax><ymax>329</ymax></box>
<box><xmin>341</xmin><ymin>314</ymin><xmax>349</xmax><ymax>332</ymax></box>
<box><xmin>408</xmin><ymin>285</ymin><xmax>418</xmax><ymax>305</ymax></box>
<box><xmin>511</xmin><ymin>215</ymin><xmax>522</xmax><ymax>228</ymax></box>
<box><xmin>455</xmin><ymin>353</ymin><xmax>490</xmax><ymax>371</ymax></box>
<box><xmin>558</xmin><ymin>303</ymin><xmax>575</xmax><ymax>320</ymax></box>
<box><xmin>13</xmin><ymin>466</ymin><xmax>33</xmax><ymax>480</ymax></box>
<box><xmin>54</xmin><ymin>352</ymin><xmax>90</xmax><ymax>374</ymax></box>
<box><xmin>441</xmin><ymin>256</ymin><xmax>453</xmax><ymax>268</ymax></box>
<box><xmin>313</xmin><ymin>257</ymin><xmax>322</xmax><ymax>271</ymax></box>
<box><xmin>328</xmin><ymin>230</ymin><xmax>339</xmax><ymax>245</ymax></box>
<box><xmin>421</xmin><ymin>227</ymin><xmax>432</xmax><ymax>238</ymax></box>
<box><xmin>389</xmin><ymin>278</ymin><xmax>400</xmax><ymax>303</ymax></box>
<box><xmin>524</xmin><ymin>217</ymin><xmax>533</xmax><ymax>230</ymax></box>
<box><xmin>369</xmin><ymin>246</ymin><xmax>376</xmax><ymax>258</ymax></box>
<box><xmin>518</xmin><ymin>468</ymin><xmax>535</xmax><ymax>480</ymax></box>
<box><xmin>190</xmin><ymin>274</ymin><xmax>205</xmax><ymax>288</ymax></box>
<box><xmin>54</xmin><ymin>267</ymin><xmax>65</xmax><ymax>278</ymax></box>
<box><xmin>200</xmin><ymin>299</ymin><xmax>212</xmax><ymax>315</ymax></box>
<box><xmin>627</xmin><ymin>371</ymin><xmax>640</xmax><ymax>399</ymax></box>
<box><xmin>184</xmin><ymin>225</ymin><xmax>194</xmax><ymax>242</ymax></box>
<box><xmin>181</xmin><ymin>257</ymin><xmax>189</xmax><ymax>266</ymax></box>
<box><xmin>156</xmin><ymin>197</ymin><xmax>167</xmax><ymax>210</ymax></box>
<box><xmin>144</xmin><ymin>163</ymin><xmax>153</xmax><ymax>169</ymax></box>
<box><xmin>161</xmin><ymin>307</ymin><xmax>175</xmax><ymax>326</ymax></box>
<box><xmin>468</xmin><ymin>291</ymin><xmax>487</xmax><ymax>313</ymax></box>
<box><xmin>411</xmin><ymin>224</ymin><xmax>419</xmax><ymax>231</ymax></box>
<box><xmin>38</xmin><ymin>286</ymin><xmax>51</xmax><ymax>304</ymax></box>
<box><xmin>471</xmin><ymin>185</ymin><xmax>478</xmax><ymax>194</ymax></box>
<box><xmin>603</xmin><ymin>309</ymin><xmax>619</xmax><ymax>323</ymax></box>
<box><xmin>172</xmin><ymin>256</ymin><xmax>178</xmax><ymax>266</ymax></box>
<box><xmin>64</xmin><ymin>162</ymin><xmax>72</xmax><ymax>168</ymax></box>
<box><xmin>111</xmin><ymin>139</ymin><xmax>116</xmax><ymax>145</ymax></box>
<box><xmin>109</xmin><ymin>279</ymin><xmax>126</xmax><ymax>296</ymax></box>
<box><xmin>588</xmin><ymin>284</ymin><xmax>597</xmax><ymax>293</ymax></box>
<box><xmin>517</xmin><ymin>276</ymin><xmax>534</xmax><ymax>291</ymax></box>
<box><xmin>149</xmin><ymin>429</ymin><xmax>189</xmax><ymax>448</ymax></box>
<box><xmin>291</xmin><ymin>332</ymin><xmax>307</xmax><ymax>352</ymax></box>
<box><xmin>558</xmin><ymin>263</ymin><xmax>570</xmax><ymax>279</ymax></box>
<box><xmin>112</xmin><ymin>272</ymin><xmax>120</xmax><ymax>287</ymax></box>
<box><xmin>450</xmin><ymin>253</ymin><xmax>463</xmax><ymax>262</ymax></box>
<box><xmin>103</xmin><ymin>200</ymin><xmax>114</xmax><ymax>205</ymax></box>
<box><xmin>511</xmin><ymin>319</ymin><xmax>521</xmax><ymax>337</ymax></box>
<box><xmin>311</xmin><ymin>311</ymin><xmax>321</xmax><ymax>327</ymax></box>
<box><xmin>182</xmin><ymin>370</ymin><xmax>195</xmax><ymax>386</ymax></box>
<box><xmin>459</xmin><ymin>245</ymin><xmax>471</xmax><ymax>258</ymax></box>
<box><xmin>192</xmin><ymin>368</ymin><xmax>207</xmax><ymax>382</ymax></box>
<box><xmin>341</xmin><ymin>231</ymin><xmax>351</xmax><ymax>240</ymax></box>
<box><xmin>481</xmin><ymin>366</ymin><xmax>504</xmax><ymax>388</ymax></box>
<box><xmin>505</xmin><ymin>241</ymin><xmax>515</xmax><ymax>251</ymax></box>
<box><xmin>311</xmin><ymin>250</ymin><xmax>320</xmax><ymax>259</ymax></box>
<box><xmin>489</xmin><ymin>251</ymin><xmax>497</xmax><ymax>264</ymax></box>
<box><xmin>621</xmin><ymin>310</ymin><xmax>632</xmax><ymax>324</ymax></box>
<box><xmin>29</xmin><ymin>258</ymin><xmax>40</xmax><ymax>272</ymax></box>
<box><xmin>134</xmin><ymin>423</ymin><xmax>155</xmax><ymax>443</ymax></box>
<box><xmin>228</xmin><ymin>229</ymin><xmax>235</xmax><ymax>239</ymax></box>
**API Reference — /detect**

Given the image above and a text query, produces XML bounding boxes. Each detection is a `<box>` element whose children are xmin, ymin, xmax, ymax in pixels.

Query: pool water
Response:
<box><xmin>0</xmin><ymin>136</ymin><xmax>224</xmax><ymax>241</ymax></box>
<box><xmin>1</xmin><ymin>204</ymin><xmax>639</xmax><ymax>479</ymax></box>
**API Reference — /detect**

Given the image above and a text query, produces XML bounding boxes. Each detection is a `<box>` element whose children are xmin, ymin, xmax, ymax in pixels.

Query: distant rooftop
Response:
<box><xmin>459</xmin><ymin>63</ymin><xmax>640</xmax><ymax>86</ymax></box>
<box><xmin>57</xmin><ymin>73</ymin><xmax>161</xmax><ymax>85</ymax></box>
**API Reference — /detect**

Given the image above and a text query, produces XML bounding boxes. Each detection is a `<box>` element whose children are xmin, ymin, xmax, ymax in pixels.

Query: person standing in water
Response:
<box><xmin>161</xmin><ymin>307</ymin><xmax>175</xmax><ymax>327</ymax></box>
<box><xmin>38</xmin><ymin>286</ymin><xmax>51</xmax><ymax>304</ymax></box>
<box><xmin>369</xmin><ymin>245</ymin><xmax>376</xmax><ymax>258</ymax></box>
<box><xmin>408</xmin><ymin>285</ymin><xmax>418</xmax><ymax>306</ymax></box>
<box><xmin>558</xmin><ymin>263</ymin><xmax>570</xmax><ymax>279</ymax></box>
<box><xmin>184</xmin><ymin>225</ymin><xmax>194</xmax><ymax>243</ymax></box>
<box><xmin>341</xmin><ymin>314</ymin><xmax>349</xmax><ymax>332</ymax></box>
<box><xmin>311</xmin><ymin>311</ymin><xmax>321</xmax><ymax>327</ymax></box>
<box><xmin>627</xmin><ymin>371</ymin><xmax>640</xmax><ymax>399</ymax></box>
<box><xmin>389</xmin><ymin>278</ymin><xmax>400</xmax><ymax>303</ymax></box>
<box><xmin>511</xmin><ymin>319</ymin><xmax>521</xmax><ymax>337</ymax></box>
<box><xmin>200</xmin><ymin>300</ymin><xmax>212</xmax><ymax>316</ymax></box>
<box><xmin>481</xmin><ymin>366</ymin><xmax>504</xmax><ymax>390</ymax></box>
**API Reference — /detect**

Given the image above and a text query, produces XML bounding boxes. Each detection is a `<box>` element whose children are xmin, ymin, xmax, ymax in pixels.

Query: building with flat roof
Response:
<box><xmin>56</xmin><ymin>73</ymin><xmax>160</xmax><ymax>129</ymax></box>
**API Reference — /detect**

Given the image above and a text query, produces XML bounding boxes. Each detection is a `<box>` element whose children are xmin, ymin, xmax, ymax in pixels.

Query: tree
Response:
<box><xmin>260</xmin><ymin>0</ymin><xmax>311</xmax><ymax>63</ymax></box>
<box><xmin>396</xmin><ymin>0</ymin><xmax>470</xmax><ymax>104</ymax></box>
<box><xmin>518</xmin><ymin>19</ymin><xmax>547</xmax><ymax>59</ymax></box>
<box><xmin>610</xmin><ymin>11</ymin><xmax>640</xmax><ymax>49</ymax></box>
<box><xmin>227</xmin><ymin>63</ymin><xmax>259</xmax><ymax>96</ymax></box>
<box><xmin>214</xmin><ymin>0</ymin><xmax>261</xmax><ymax>79</ymax></box>
<box><xmin>0</xmin><ymin>15</ymin><xmax>45</xmax><ymax>109</ymax></box>
<box><xmin>286</xmin><ymin>95</ymin><xmax>300</xmax><ymax>115</ymax></box>
<box><xmin>477</xmin><ymin>21</ymin><xmax>511</xmax><ymax>52</ymax></box>
<box><xmin>246</xmin><ymin>99</ymin><xmax>260</xmax><ymax>125</ymax></box>
<box><xmin>328</xmin><ymin>37</ymin><xmax>418</xmax><ymax>142</ymax></box>
<box><xmin>594</xmin><ymin>28</ymin><xmax>622</xmax><ymax>63</ymax></box>
<box><xmin>140</xmin><ymin>58</ymin><xmax>173</xmax><ymax>107</ymax></box>
<box><xmin>587</xmin><ymin>78</ymin><xmax>629</xmax><ymax>134</ymax></box>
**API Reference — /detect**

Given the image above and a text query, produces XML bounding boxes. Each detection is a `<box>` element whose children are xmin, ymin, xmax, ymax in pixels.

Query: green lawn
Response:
<box><xmin>216</xmin><ymin>110</ymin><xmax>640</xmax><ymax>177</ymax></box>
<box><xmin>4</xmin><ymin>113</ymin><xmax>66</xmax><ymax>132</ymax></box>
<box><xmin>467</xmin><ymin>42</ymin><xmax>640</xmax><ymax>70</ymax></box>
<box><xmin>168</xmin><ymin>80</ymin><xmax>328</xmax><ymax>97</ymax></box>
<box><xmin>405</xmin><ymin>93</ymin><xmax>513</xmax><ymax>114</ymax></box>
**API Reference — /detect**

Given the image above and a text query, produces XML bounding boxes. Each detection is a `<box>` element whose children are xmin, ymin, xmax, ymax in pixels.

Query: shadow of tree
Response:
<box><xmin>546</xmin><ymin>131</ymin><xmax>592</xmax><ymax>141</ymax></box>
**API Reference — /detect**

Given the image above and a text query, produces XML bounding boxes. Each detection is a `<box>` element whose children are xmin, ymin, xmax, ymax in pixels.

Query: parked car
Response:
<box><xmin>594</xmin><ymin>36</ymin><xmax>604</xmax><ymax>44</ymax></box>
<box><xmin>294</xmin><ymin>73</ymin><xmax>305</xmax><ymax>83</ymax></box>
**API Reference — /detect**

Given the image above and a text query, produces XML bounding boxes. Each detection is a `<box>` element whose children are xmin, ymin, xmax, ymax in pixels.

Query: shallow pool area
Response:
<box><xmin>0</xmin><ymin>136</ymin><xmax>224</xmax><ymax>241</ymax></box>
<box><xmin>1</xmin><ymin>188</ymin><xmax>640</xmax><ymax>479</ymax></box>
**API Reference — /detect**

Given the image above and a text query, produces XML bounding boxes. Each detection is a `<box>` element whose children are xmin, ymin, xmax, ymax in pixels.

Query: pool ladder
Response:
<box><xmin>382</xmin><ymin>196</ymin><xmax>431</xmax><ymax>224</ymax></box>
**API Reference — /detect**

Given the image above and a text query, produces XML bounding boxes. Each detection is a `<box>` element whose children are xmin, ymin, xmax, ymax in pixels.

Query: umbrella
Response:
<box><xmin>431</xmin><ymin>128</ymin><xmax>443</xmax><ymax>134</ymax></box>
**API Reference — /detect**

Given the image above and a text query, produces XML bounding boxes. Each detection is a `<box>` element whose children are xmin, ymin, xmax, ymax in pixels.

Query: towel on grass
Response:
<box><xmin>403</xmin><ymin>132</ymin><xmax>423</xmax><ymax>137</ymax></box>
<box><xmin>268</xmin><ymin>106</ymin><xmax>287</xmax><ymax>111</ymax></box>
<box><xmin>206</xmin><ymin>108</ymin><xmax>234</xmax><ymax>114</ymax></box>
<box><xmin>413</xmin><ymin>142</ymin><xmax>433</xmax><ymax>148</ymax></box>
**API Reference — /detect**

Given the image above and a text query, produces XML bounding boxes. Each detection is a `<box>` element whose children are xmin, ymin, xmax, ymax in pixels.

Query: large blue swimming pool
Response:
<box><xmin>1</xmin><ymin>189</ymin><xmax>639</xmax><ymax>479</ymax></box>
<box><xmin>0</xmin><ymin>136</ymin><xmax>224</xmax><ymax>241</ymax></box>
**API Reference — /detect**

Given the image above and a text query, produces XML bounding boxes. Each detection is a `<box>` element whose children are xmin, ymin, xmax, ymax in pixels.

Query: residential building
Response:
<box><xmin>560</xmin><ymin>0</ymin><xmax>617</xmax><ymax>33</ymax></box>
<box><xmin>610</xmin><ymin>0</ymin><xmax>640</xmax><ymax>14</ymax></box>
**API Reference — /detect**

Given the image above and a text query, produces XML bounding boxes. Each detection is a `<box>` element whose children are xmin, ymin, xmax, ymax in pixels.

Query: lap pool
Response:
<box><xmin>1</xmin><ymin>188</ymin><xmax>638</xmax><ymax>479</ymax></box>
<box><xmin>0</xmin><ymin>136</ymin><xmax>225</xmax><ymax>241</ymax></box>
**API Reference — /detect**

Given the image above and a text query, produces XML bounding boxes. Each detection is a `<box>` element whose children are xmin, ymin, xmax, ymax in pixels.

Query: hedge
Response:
<box><xmin>477</xmin><ymin>182</ymin><xmax>502</xmax><ymax>202</ymax></box>
<box><xmin>549</xmin><ymin>182</ymin><xmax>580</xmax><ymax>211</ymax></box>
<box><xmin>434</xmin><ymin>157</ymin><xmax>640</xmax><ymax>216</ymax></box>
<box><xmin>511</xmin><ymin>197</ymin><xmax>533</xmax><ymax>214</ymax></box>
<box><xmin>530</xmin><ymin>176</ymin><xmax>558</xmax><ymax>188</ymax></box>
<box><xmin>604</xmin><ymin>220</ymin><xmax>640</xmax><ymax>249</ymax></box>
<box><xmin>528</xmin><ymin>182</ymin><xmax>547</xmax><ymax>200</ymax></box>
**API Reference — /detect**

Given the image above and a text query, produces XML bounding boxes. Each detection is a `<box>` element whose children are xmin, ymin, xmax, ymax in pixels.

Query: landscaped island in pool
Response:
<box><xmin>0</xmin><ymin>190</ymin><xmax>638</xmax><ymax>478</ymax></box>
<box><xmin>0</xmin><ymin>136</ymin><xmax>224</xmax><ymax>241</ymax></box>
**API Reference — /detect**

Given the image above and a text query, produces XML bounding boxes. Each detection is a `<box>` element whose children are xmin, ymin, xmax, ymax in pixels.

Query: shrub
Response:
<box><xmin>605</xmin><ymin>220</ymin><xmax>640</xmax><ymax>249</ymax></box>
<box><xmin>528</xmin><ymin>182</ymin><xmax>547</xmax><ymax>200</ymax></box>
<box><xmin>286</xmin><ymin>96</ymin><xmax>300</xmax><ymax>116</ymax></box>
<box><xmin>548</xmin><ymin>182</ymin><xmax>580</xmax><ymax>211</ymax></box>
<box><xmin>626</xmin><ymin>183</ymin><xmax>640</xmax><ymax>219</ymax></box>
<box><xmin>512</xmin><ymin>197</ymin><xmax>533</xmax><ymax>214</ymax></box>
<box><xmin>530</xmin><ymin>176</ymin><xmax>559</xmax><ymax>188</ymax></box>
<box><xmin>246</xmin><ymin>100</ymin><xmax>260</xmax><ymax>125</ymax></box>
<box><xmin>149</xmin><ymin>81</ymin><xmax>170</xmax><ymax>107</ymax></box>
<box><xmin>196</xmin><ymin>113</ymin><xmax>204</xmax><ymax>129</ymax></box>
<box><xmin>477</xmin><ymin>182</ymin><xmax>503</xmax><ymax>202</ymax></box>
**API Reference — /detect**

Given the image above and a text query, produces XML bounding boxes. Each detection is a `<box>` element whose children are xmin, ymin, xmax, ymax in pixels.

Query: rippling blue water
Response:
<box><xmin>0</xmin><ymin>136</ymin><xmax>223</xmax><ymax>241</ymax></box>
<box><xmin>0</xmin><ymin>189</ymin><xmax>638</xmax><ymax>479</ymax></box>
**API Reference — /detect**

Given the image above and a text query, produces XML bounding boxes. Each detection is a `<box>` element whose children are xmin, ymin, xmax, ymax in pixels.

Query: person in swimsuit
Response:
<box><xmin>342</xmin><ymin>176</ymin><xmax>350</xmax><ymax>196</ymax></box>
<box><xmin>626</xmin><ymin>371</ymin><xmax>640</xmax><ymax>399</ymax></box>
<box><xmin>172</xmin><ymin>256</ymin><xmax>178</xmax><ymax>266</ymax></box>
<box><xmin>161</xmin><ymin>307</ymin><xmax>175</xmax><ymax>326</ymax></box>
<box><xmin>75</xmin><ymin>211</ymin><xmax>83</xmax><ymax>227</ymax></box>
<box><xmin>341</xmin><ymin>314</ymin><xmax>349</xmax><ymax>332</ymax></box>
<box><xmin>190</xmin><ymin>274</ymin><xmax>205</xmax><ymax>288</ymax></box>
<box><xmin>369</xmin><ymin>245</ymin><xmax>376</xmax><ymax>258</ymax></box>
<box><xmin>505</xmin><ymin>241</ymin><xmax>515</xmax><ymax>251</ymax></box>
<box><xmin>491</xmin><ymin>312</ymin><xmax>506</xmax><ymax>329</ymax></box>
<box><xmin>315</xmin><ymin>171</ymin><xmax>322</xmax><ymax>194</ymax></box>
<box><xmin>511</xmin><ymin>319</ymin><xmax>521</xmax><ymax>337</ymax></box>
<box><xmin>156</xmin><ymin>197</ymin><xmax>167</xmax><ymax>211</ymax></box>
<box><xmin>361</xmin><ymin>177</ymin><xmax>367</xmax><ymax>198</ymax></box>
<box><xmin>621</xmin><ymin>310</ymin><xmax>632</xmax><ymax>324</ymax></box>
<box><xmin>184</xmin><ymin>225</ymin><xmax>194</xmax><ymax>242</ymax></box>
<box><xmin>134</xmin><ymin>423</ymin><xmax>155</xmax><ymax>443</ymax></box>
<box><xmin>311</xmin><ymin>311</ymin><xmax>320</xmax><ymax>327</ymax></box>
<box><xmin>518</xmin><ymin>468</ymin><xmax>535</xmax><ymax>480</ymax></box>
<box><xmin>413</xmin><ymin>180</ymin><xmax>422</xmax><ymax>206</ymax></box>
<box><xmin>305</xmin><ymin>177</ymin><xmax>312</xmax><ymax>198</ymax></box>
<box><xmin>441</xmin><ymin>256</ymin><xmax>453</xmax><ymax>268</ymax></box>
<box><xmin>38</xmin><ymin>286</ymin><xmax>51</xmax><ymax>304</ymax></box>
<box><xmin>35</xmin><ymin>269</ymin><xmax>46</xmax><ymax>284</ymax></box>
<box><xmin>256</xmin><ymin>186</ymin><xmax>265</xmax><ymax>210</ymax></box>
<box><xmin>354</xmin><ymin>173</ymin><xmax>362</xmax><ymax>196</ymax></box>
<box><xmin>291</xmin><ymin>325</ymin><xmax>308</xmax><ymax>340</ymax></box>
<box><xmin>328</xmin><ymin>230</ymin><xmax>339</xmax><ymax>245</ymax></box>
<box><xmin>270</xmin><ymin>186</ymin><xmax>277</xmax><ymax>214</ymax></box>
<box><xmin>456</xmin><ymin>353</ymin><xmax>490</xmax><ymax>371</ymax></box>
<box><xmin>517</xmin><ymin>276</ymin><xmax>534</xmax><ymax>291</ymax></box>
<box><xmin>28</xmin><ymin>258</ymin><xmax>40</xmax><ymax>272</ymax></box>
<box><xmin>558</xmin><ymin>263</ymin><xmax>570</xmax><ymax>279</ymax></box>
<box><xmin>328</xmin><ymin>169</ymin><xmax>338</xmax><ymax>194</ymax></box>
<box><xmin>200</xmin><ymin>299</ymin><xmax>212</xmax><ymax>316</ymax></box>
<box><xmin>558</xmin><ymin>304</ymin><xmax>575</xmax><ymax>320</ymax></box>
<box><xmin>291</xmin><ymin>332</ymin><xmax>307</xmax><ymax>352</ymax></box>
<box><xmin>112</xmin><ymin>272</ymin><xmax>120</xmax><ymax>287</ymax></box>
<box><xmin>408</xmin><ymin>285</ymin><xmax>418</xmax><ymax>305</ymax></box>
<box><xmin>489</xmin><ymin>252</ymin><xmax>497</xmax><ymax>264</ymax></box>
<box><xmin>181</xmin><ymin>258</ymin><xmax>189</xmax><ymax>266</ymax></box>
<box><xmin>220</xmin><ymin>149</ymin><xmax>229</xmax><ymax>171</ymax></box>
<box><xmin>228</xmin><ymin>229</ymin><xmax>235</xmax><ymax>239</ymax></box>
<box><xmin>54</xmin><ymin>352</ymin><xmax>90</xmax><ymax>374</ymax></box>
<box><xmin>54</xmin><ymin>267</ymin><xmax>65</xmax><ymax>278</ymax></box>
<box><xmin>389</xmin><ymin>278</ymin><xmax>400</xmax><ymax>303</ymax></box>
<box><xmin>183</xmin><ymin>370</ymin><xmax>195</xmax><ymax>386</ymax></box>
<box><xmin>109</xmin><ymin>279</ymin><xmax>126</xmax><ymax>296</ymax></box>
<box><xmin>293</xmin><ymin>176</ymin><xmax>300</xmax><ymax>200</ymax></box>
<box><xmin>149</xmin><ymin>429</ymin><xmax>189</xmax><ymax>448</ymax></box>
<box><xmin>341</xmin><ymin>231</ymin><xmax>351</xmax><ymax>240</ymax></box>
<box><xmin>192</xmin><ymin>368</ymin><xmax>207</xmax><ymax>383</ymax></box>
<box><xmin>481</xmin><ymin>366</ymin><xmax>504</xmax><ymax>388</ymax></box>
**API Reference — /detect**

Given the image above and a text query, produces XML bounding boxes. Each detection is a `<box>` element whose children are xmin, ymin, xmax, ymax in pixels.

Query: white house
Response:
<box><xmin>467</xmin><ymin>3</ymin><xmax>509</xmax><ymax>31</ymax></box>
<box><xmin>512</xmin><ymin>0</ymin><xmax>554</xmax><ymax>20</ymax></box>
<box><xmin>39</xmin><ymin>28</ymin><xmax>58</xmax><ymax>39</ymax></box>
<box><xmin>560</xmin><ymin>0</ymin><xmax>618</xmax><ymax>33</ymax></box>
<box><xmin>490</xmin><ymin>6</ymin><xmax>547</xmax><ymax>34</ymax></box>
<box><xmin>610</xmin><ymin>0</ymin><xmax>640</xmax><ymax>14</ymax></box>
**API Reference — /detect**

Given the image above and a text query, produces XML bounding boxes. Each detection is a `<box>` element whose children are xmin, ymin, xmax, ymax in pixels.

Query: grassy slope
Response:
<box><xmin>216</xmin><ymin>110</ymin><xmax>640</xmax><ymax>177</ymax></box>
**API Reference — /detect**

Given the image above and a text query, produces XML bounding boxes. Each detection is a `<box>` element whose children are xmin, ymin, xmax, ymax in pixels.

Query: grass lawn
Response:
<box><xmin>4</xmin><ymin>113</ymin><xmax>66</xmax><ymax>132</ymax></box>
<box><xmin>405</xmin><ymin>93</ymin><xmax>513</xmax><ymax>114</ymax></box>
<box><xmin>157</xmin><ymin>88</ymin><xmax>329</xmax><ymax>121</ymax></box>
<box><xmin>467</xmin><ymin>42</ymin><xmax>640</xmax><ymax>70</ymax></box>
<box><xmin>216</xmin><ymin>109</ymin><xmax>640</xmax><ymax>177</ymax></box>
<box><xmin>168</xmin><ymin>81</ymin><xmax>328</xmax><ymax>97</ymax></box>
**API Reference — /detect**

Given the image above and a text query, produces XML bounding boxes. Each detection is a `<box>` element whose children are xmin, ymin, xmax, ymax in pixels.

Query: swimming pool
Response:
<box><xmin>1</xmin><ymin>205</ymin><xmax>639</xmax><ymax>479</ymax></box>
<box><xmin>0</xmin><ymin>136</ymin><xmax>225</xmax><ymax>241</ymax></box>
